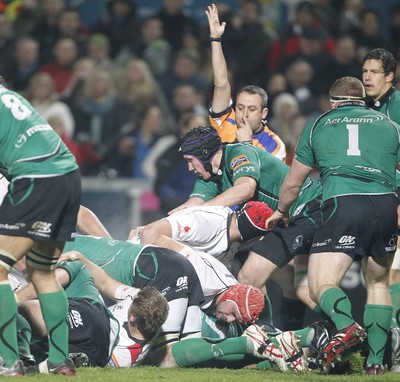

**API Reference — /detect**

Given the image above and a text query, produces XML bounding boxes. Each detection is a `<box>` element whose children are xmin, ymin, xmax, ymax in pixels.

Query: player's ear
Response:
<box><xmin>262</xmin><ymin>107</ymin><xmax>268</xmax><ymax>120</ymax></box>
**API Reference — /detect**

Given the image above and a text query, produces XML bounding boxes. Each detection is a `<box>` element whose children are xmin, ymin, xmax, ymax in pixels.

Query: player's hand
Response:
<box><xmin>265</xmin><ymin>210</ymin><xmax>290</xmax><ymax>229</ymax></box>
<box><xmin>57</xmin><ymin>251</ymin><xmax>83</xmax><ymax>263</ymax></box>
<box><xmin>128</xmin><ymin>226</ymin><xmax>144</xmax><ymax>242</ymax></box>
<box><xmin>205</xmin><ymin>3</ymin><xmax>226</xmax><ymax>38</ymax></box>
<box><xmin>236</xmin><ymin>117</ymin><xmax>253</xmax><ymax>142</ymax></box>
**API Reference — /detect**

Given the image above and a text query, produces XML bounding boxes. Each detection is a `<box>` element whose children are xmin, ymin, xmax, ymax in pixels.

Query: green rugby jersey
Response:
<box><xmin>295</xmin><ymin>101</ymin><xmax>400</xmax><ymax>200</ymax></box>
<box><xmin>190</xmin><ymin>142</ymin><xmax>322</xmax><ymax>217</ymax></box>
<box><xmin>367</xmin><ymin>87</ymin><xmax>400</xmax><ymax>188</ymax></box>
<box><xmin>0</xmin><ymin>85</ymin><xmax>78</xmax><ymax>179</ymax></box>
<box><xmin>368</xmin><ymin>87</ymin><xmax>400</xmax><ymax>125</ymax></box>
<box><xmin>63</xmin><ymin>235</ymin><xmax>146</xmax><ymax>286</ymax></box>
<box><xmin>57</xmin><ymin>259</ymin><xmax>104</xmax><ymax>303</ymax></box>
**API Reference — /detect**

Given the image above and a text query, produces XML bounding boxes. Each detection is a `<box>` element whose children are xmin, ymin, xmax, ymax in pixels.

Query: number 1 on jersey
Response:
<box><xmin>346</xmin><ymin>124</ymin><xmax>361</xmax><ymax>156</ymax></box>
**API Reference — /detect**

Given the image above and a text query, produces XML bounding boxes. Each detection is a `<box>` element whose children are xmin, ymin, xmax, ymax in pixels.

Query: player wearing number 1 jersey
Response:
<box><xmin>266</xmin><ymin>76</ymin><xmax>400</xmax><ymax>375</ymax></box>
<box><xmin>0</xmin><ymin>77</ymin><xmax>81</xmax><ymax>376</ymax></box>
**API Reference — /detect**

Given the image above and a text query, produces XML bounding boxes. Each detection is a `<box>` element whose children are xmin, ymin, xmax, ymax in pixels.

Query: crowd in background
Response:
<box><xmin>1</xmin><ymin>0</ymin><xmax>400</xmax><ymax>212</ymax></box>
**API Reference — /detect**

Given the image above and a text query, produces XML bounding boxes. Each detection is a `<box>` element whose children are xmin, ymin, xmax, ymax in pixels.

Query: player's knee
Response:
<box><xmin>26</xmin><ymin>249</ymin><xmax>57</xmax><ymax>271</ymax></box>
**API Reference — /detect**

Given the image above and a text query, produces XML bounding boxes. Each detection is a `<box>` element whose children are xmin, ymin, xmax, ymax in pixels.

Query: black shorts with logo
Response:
<box><xmin>33</xmin><ymin>298</ymin><xmax>112</xmax><ymax>367</ymax></box>
<box><xmin>67</xmin><ymin>298</ymin><xmax>111</xmax><ymax>367</ymax></box>
<box><xmin>310</xmin><ymin>194</ymin><xmax>398</xmax><ymax>259</ymax></box>
<box><xmin>133</xmin><ymin>246</ymin><xmax>205</xmax><ymax>309</ymax></box>
<box><xmin>0</xmin><ymin>170</ymin><xmax>81</xmax><ymax>241</ymax></box>
<box><xmin>250</xmin><ymin>198</ymin><xmax>321</xmax><ymax>268</ymax></box>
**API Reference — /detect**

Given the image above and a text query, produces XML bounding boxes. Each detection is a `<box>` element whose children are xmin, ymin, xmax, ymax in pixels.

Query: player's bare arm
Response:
<box><xmin>266</xmin><ymin>159</ymin><xmax>313</xmax><ymax>229</ymax></box>
<box><xmin>77</xmin><ymin>205</ymin><xmax>112</xmax><ymax>238</ymax></box>
<box><xmin>58</xmin><ymin>251</ymin><xmax>137</xmax><ymax>301</ymax></box>
<box><xmin>202</xmin><ymin>176</ymin><xmax>257</xmax><ymax>207</ymax></box>
<box><xmin>206</xmin><ymin>3</ymin><xmax>230</xmax><ymax>113</ymax></box>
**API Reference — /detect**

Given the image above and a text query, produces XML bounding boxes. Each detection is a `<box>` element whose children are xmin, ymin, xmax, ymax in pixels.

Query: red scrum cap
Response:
<box><xmin>219</xmin><ymin>284</ymin><xmax>265</xmax><ymax>323</ymax></box>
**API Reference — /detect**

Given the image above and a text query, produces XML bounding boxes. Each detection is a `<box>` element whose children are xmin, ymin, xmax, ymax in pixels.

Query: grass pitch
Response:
<box><xmin>7</xmin><ymin>367</ymin><xmax>399</xmax><ymax>381</ymax></box>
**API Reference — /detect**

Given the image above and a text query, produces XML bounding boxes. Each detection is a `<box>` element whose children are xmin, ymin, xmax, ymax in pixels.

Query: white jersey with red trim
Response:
<box><xmin>107</xmin><ymin>290</ymin><xmax>150</xmax><ymax>367</ymax></box>
<box><xmin>178</xmin><ymin>245</ymin><xmax>237</xmax><ymax>310</ymax></box>
<box><xmin>165</xmin><ymin>206</ymin><xmax>233</xmax><ymax>259</ymax></box>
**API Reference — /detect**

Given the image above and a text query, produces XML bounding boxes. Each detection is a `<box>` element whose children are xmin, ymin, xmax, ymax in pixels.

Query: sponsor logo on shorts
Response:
<box><xmin>338</xmin><ymin>235</ymin><xmax>356</xmax><ymax>245</ymax></box>
<box><xmin>0</xmin><ymin>223</ymin><xmax>25</xmax><ymax>231</ymax></box>
<box><xmin>68</xmin><ymin>309</ymin><xmax>83</xmax><ymax>329</ymax></box>
<box><xmin>230</xmin><ymin>155</ymin><xmax>250</xmax><ymax>170</ymax></box>
<box><xmin>184</xmin><ymin>226</ymin><xmax>191</xmax><ymax>232</ymax></box>
<box><xmin>312</xmin><ymin>238</ymin><xmax>331</xmax><ymax>247</ymax></box>
<box><xmin>175</xmin><ymin>276</ymin><xmax>188</xmax><ymax>292</ymax></box>
<box><xmin>292</xmin><ymin>235</ymin><xmax>304</xmax><ymax>249</ymax></box>
<box><xmin>386</xmin><ymin>235</ymin><xmax>398</xmax><ymax>252</ymax></box>
<box><xmin>161</xmin><ymin>286</ymin><xmax>170</xmax><ymax>296</ymax></box>
<box><xmin>31</xmin><ymin>221</ymin><xmax>52</xmax><ymax>234</ymax></box>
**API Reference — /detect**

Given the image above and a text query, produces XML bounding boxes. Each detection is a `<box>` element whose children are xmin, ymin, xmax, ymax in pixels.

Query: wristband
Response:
<box><xmin>210</xmin><ymin>36</ymin><xmax>221</xmax><ymax>42</ymax></box>
<box><xmin>277</xmin><ymin>208</ymin><xmax>289</xmax><ymax>215</ymax></box>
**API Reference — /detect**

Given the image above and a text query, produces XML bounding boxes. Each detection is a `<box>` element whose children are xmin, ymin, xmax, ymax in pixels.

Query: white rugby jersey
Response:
<box><xmin>166</xmin><ymin>206</ymin><xmax>233</xmax><ymax>259</ymax></box>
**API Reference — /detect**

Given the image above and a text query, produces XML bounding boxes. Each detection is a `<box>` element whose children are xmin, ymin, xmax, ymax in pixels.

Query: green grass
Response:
<box><xmin>6</xmin><ymin>367</ymin><xmax>399</xmax><ymax>381</ymax></box>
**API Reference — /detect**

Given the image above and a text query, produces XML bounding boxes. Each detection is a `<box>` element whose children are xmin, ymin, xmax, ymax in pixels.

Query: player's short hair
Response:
<box><xmin>329</xmin><ymin>76</ymin><xmax>365</xmax><ymax>102</ymax></box>
<box><xmin>179</xmin><ymin>125</ymin><xmax>222</xmax><ymax>173</ymax></box>
<box><xmin>237</xmin><ymin>85</ymin><xmax>269</xmax><ymax>109</ymax></box>
<box><xmin>236</xmin><ymin>201</ymin><xmax>273</xmax><ymax>242</ymax></box>
<box><xmin>128</xmin><ymin>286</ymin><xmax>169</xmax><ymax>341</ymax></box>
<box><xmin>362</xmin><ymin>48</ymin><xmax>397</xmax><ymax>78</ymax></box>
<box><xmin>219</xmin><ymin>284</ymin><xmax>265</xmax><ymax>323</ymax></box>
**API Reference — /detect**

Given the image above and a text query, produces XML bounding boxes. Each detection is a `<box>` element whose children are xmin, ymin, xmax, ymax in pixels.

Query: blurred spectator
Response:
<box><xmin>0</xmin><ymin>11</ymin><xmax>16</xmax><ymax>74</ymax></box>
<box><xmin>284</xmin><ymin>58</ymin><xmax>316</xmax><ymax>115</ymax></box>
<box><xmin>159</xmin><ymin>48</ymin><xmax>211</xmax><ymax>111</ymax></box>
<box><xmin>85</xmin><ymin>33</ymin><xmax>115</xmax><ymax>72</ymax></box>
<box><xmin>306</xmin><ymin>90</ymin><xmax>331</xmax><ymax>122</ymax></box>
<box><xmin>268</xmin><ymin>92</ymin><xmax>306</xmax><ymax>164</ymax></box>
<box><xmin>38</xmin><ymin>37</ymin><xmax>78</xmax><ymax>94</ymax></box>
<box><xmin>94</xmin><ymin>0</ymin><xmax>140</xmax><ymax>59</ymax></box>
<box><xmin>352</xmin><ymin>9</ymin><xmax>393</xmax><ymax>62</ymax></box>
<box><xmin>26</xmin><ymin>72</ymin><xmax>75</xmax><ymax>139</ymax></box>
<box><xmin>12</xmin><ymin>0</ymin><xmax>42</xmax><ymax>38</ymax></box>
<box><xmin>114</xmin><ymin>104</ymin><xmax>167</xmax><ymax>178</ymax></box>
<box><xmin>132</xmin><ymin>15</ymin><xmax>171</xmax><ymax>78</ymax></box>
<box><xmin>278</xmin><ymin>25</ymin><xmax>333</xmax><ymax>75</ymax></box>
<box><xmin>265</xmin><ymin>73</ymin><xmax>287</xmax><ymax>118</ymax></box>
<box><xmin>2</xmin><ymin>36</ymin><xmax>40</xmax><ymax>93</ymax></box>
<box><xmin>170</xmin><ymin>83</ymin><xmax>208</xmax><ymax>130</ymax></box>
<box><xmin>223</xmin><ymin>0</ymin><xmax>270</xmax><ymax>90</ymax></box>
<box><xmin>56</xmin><ymin>7</ymin><xmax>90</xmax><ymax>56</ymax></box>
<box><xmin>117</xmin><ymin>58</ymin><xmax>172</xmax><ymax>131</ymax></box>
<box><xmin>270</xmin><ymin>0</ymin><xmax>325</xmax><ymax>72</ymax></box>
<box><xmin>152</xmin><ymin>0</ymin><xmax>200</xmax><ymax>53</ymax></box>
<box><xmin>31</xmin><ymin>0</ymin><xmax>65</xmax><ymax>63</ymax></box>
<box><xmin>70</xmin><ymin>68</ymin><xmax>132</xmax><ymax>175</ymax></box>
<box><xmin>389</xmin><ymin>3</ymin><xmax>400</xmax><ymax>61</ymax></box>
<box><xmin>46</xmin><ymin>115</ymin><xmax>84</xmax><ymax>169</ymax></box>
<box><xmin>60</xmin><ymin>57</ymin><xmax>97</xmax><ymax>103</ymax></box>
<box><xmin>312</xmin><ymin>34</ymin><xmax>361</xmax><ymax>96</ymax></box>
<box><xmin>151</xmin><ymin>111</ymin><xmax>208</xmax><ymax>215</ymax></box>
<box><xmin>336</xmin><ymin>0</ymin><xmax>363</xmax><ymax>35</ymax></box>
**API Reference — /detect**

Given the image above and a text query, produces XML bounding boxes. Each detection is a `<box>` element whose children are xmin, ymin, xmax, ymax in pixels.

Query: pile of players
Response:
<box><xmin>0</xmin><ymin>3</ymin><xmax>400</xmax><ymax>377</ymax></box>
